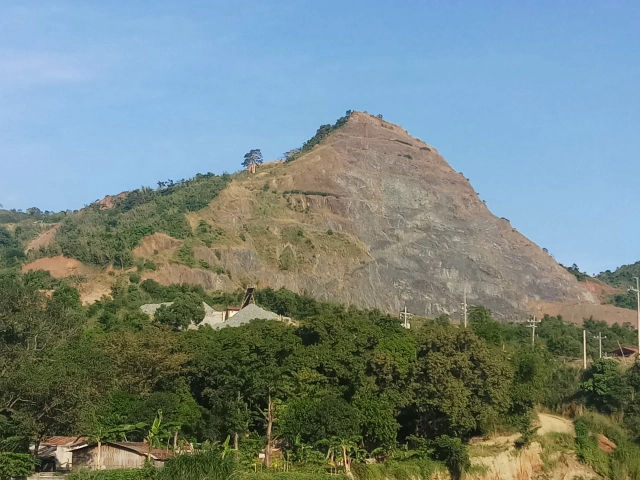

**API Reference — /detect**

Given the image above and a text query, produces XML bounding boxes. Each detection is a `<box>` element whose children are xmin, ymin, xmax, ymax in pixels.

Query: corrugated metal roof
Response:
<box><xmin>212</xmin><ymin>303</ymin><xmax>279</xmax><ymax>329</ymax></box>
<box><xmin>41</xmin><ymin>436</ymin><xmax>88</xmax><ymax>446</ymax></box>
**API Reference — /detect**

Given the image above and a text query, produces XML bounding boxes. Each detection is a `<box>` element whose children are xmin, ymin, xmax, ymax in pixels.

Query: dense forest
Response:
<box><xmin>2</xmin><ymin>270</ymin><xmax>640</xmax><ymax>479</ymax></box>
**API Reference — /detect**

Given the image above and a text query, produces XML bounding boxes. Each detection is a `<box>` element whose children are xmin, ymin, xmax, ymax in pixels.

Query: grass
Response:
<box><xmin>68</xmin><ymin>466</ymin><xmax>156</xmax><ymax>480</ymax></box>
<box><xmin>236</xmin><ymin>472</ymin><xmax>345</xmax><ymax>480</ymax></box>
<box><xmin>157</xmin><ymin>450</ymin><xmax>235</xmax><ymax>480</ymax></box>
<box><xmin>465</xmin><ymin>464</ymin><xmax>489</xmax><ymax>475</ymax></box>
<box><xmin>538</xmin><ymin>432</ymin><xmax>575</xmax><ymax>473</ymax></box>
<box><xmin>67</xmin><ymin>457</ymin><xmax>447</xmax><ymax>480</ymax></box>
<box><xmin>351</xmin><ymin>458</ymin><xmax>442</xmax><ymax>480</ymax></box>
<box><xmin>574</xmin><ymin>411</ymin><xmax>640</xmax><ymax>479</ymax></box>
<box><xmin>467</xmin><ymin>441</ymin><xmax>510</xmax><ymax>458</ymax></box>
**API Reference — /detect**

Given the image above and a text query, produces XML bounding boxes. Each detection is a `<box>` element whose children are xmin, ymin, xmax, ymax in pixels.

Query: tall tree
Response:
<box><xmin>154</xmin><ymin>292</ymin><xmax>205</xmax><ymax>331</ymax></box>
<box><xmin>242</xmin><ymin>149</ymin><xmax>263</xmax><ymax>173</ymax></box>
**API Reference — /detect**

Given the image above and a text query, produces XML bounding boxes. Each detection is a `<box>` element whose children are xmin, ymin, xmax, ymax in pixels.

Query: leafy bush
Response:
<box><xmin>581</xmin><ymin>359</ymin><xmax>630</xmax><ymax>414</ymax></box>
<box><xmin>22</xmin><ymin>269</ymin><xmax>61</xmax><ymax>289</ymax></box>
<box><xmin>352</xmin><ymin>458</ymin><xmax>439</xmax><ymax>480</ymax></box>
<box><xmin>237</xmin><ymin>473</ymin><xmax>344</xmax><ymax>480</ymax></box>
<box><xmin>158</xmin><ymin>451</ymin><xmax>235</xmax><ymax>480</ymax></box>
<box><xmin>176</xmin><ymin>245</ymin><xmax>196</xmax><ymax>267</ymax></box>
<box><xmin>282</xmin><ymin>190</ymin><xmax>330</xmax><ymax>197</ymax></box>
<box><xmin>430</xmin><ymin>435</ymin><xmax>469</xmax><ymax>480</ymax></box>
<box><xmin>0</xmin><ymin>452</ymin><xmax>38</xmax><ymax>480</ymax></box>
<box><xmin>278</xmin><ymin>246</ymin><xmax>296</xmax><ymax>271</ymax></box>
<box><xmin>574</xmin><ymin>413</ymin><xmax>640</xmax><ymax>479</ymax></box>
<box><xmin>0</xmin><ymin>227</ymin><xmax>25</xmax><ymax>268</ymax></box>
<box><xmin>68</xmin><ymin>466</ymin><xmax>157</xmax><ymax>480</ymax></box>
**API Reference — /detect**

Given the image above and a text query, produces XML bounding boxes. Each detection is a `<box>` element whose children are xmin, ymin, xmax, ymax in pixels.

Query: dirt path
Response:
<box><xmin>536</xmin><ymin>412</ymin><xmax>575</xmax><ymax>436</ymax></box>
<box><xmin>465</xmin><ymin>413</ymin><xmax>589</xmax><ymax>480</ymax></box>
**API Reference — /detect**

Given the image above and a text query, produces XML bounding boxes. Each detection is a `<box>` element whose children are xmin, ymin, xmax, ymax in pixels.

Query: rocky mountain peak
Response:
<box><xmin>183</xmin><ymin>113</ymin><xmax>595</xmax><ymax>318</ymax></box>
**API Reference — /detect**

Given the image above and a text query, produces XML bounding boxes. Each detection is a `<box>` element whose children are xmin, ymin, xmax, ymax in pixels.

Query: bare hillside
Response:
<box><xmin>181</xmin><ymin>112</ymin><xmax>594</xmax><ymax>317</ymax></box>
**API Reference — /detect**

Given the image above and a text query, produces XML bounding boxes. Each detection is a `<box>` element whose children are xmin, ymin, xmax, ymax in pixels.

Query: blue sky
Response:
<box><xmin>1</xmin><ymin>1</ymin><xmax>638</xmax><ymax>274</ymax></box>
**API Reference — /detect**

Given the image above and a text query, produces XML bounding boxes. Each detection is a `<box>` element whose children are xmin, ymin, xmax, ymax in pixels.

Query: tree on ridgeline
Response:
<box><xmin>242</xmin><ymin>149</ymin><xmax>263</xmax><ymax>174</ymax></box>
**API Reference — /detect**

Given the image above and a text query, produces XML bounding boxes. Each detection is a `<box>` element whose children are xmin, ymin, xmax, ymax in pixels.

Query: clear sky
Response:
<box><xmin>1</xmin><ymin>1</ymin><xmax>638</xmax><ymax>275</ymax></box>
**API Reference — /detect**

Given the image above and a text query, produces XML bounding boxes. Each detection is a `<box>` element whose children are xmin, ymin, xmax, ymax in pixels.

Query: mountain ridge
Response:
<box><xmin>145</xmin><ymin>111</ymin><xmax>595</xmax><ymax>317</ymax></box>
<box><xmin>9</xmin><ymin>111</ymin><xmax>601</xmax><ymax>318</ymax></box>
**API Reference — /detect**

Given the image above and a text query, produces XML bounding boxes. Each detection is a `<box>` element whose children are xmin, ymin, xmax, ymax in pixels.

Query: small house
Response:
<box><xmin>609</xmin><ymin>346</ymin><xmax>639</xmax><ymax>358</ymax></box>
<box><xmin>70</xmin><ymin>441</ymin><xmax>172</xmax><ymax>470</ymax></box>
<box><xmin>36</xmin><ymin>436</ymin><xmax>88</xmax><ymax>471</ymax></box>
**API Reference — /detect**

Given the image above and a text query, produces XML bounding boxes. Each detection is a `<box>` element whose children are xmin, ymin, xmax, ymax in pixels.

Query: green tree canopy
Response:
<box><xmin>155</xmin><ymin>292</ymin><xmax>205</xmax><ymax>331</ymax></box>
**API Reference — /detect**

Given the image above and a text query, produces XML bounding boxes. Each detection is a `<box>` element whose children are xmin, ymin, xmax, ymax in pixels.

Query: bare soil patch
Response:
<box><xmin>22</xmin><ymin>256</ymin><xmax>83</xmax><ymax>278</ymax></box>
<box><xmin>531</xmin><ymin>300</ymin><xmax>636</xmax><ymax>326</ymax></box>
<box><xmin>25</xmin><ymin>224</ymin><xmax>60</xmax><ymax>252</ymax></box>
<box><xmin>536</xmin><ymin>413</ymin><xmax>575</xmax><ymax>437</ymax></box>
<box><xmin>132</xmin><ymin>232</ymin><xmax>182</xmax><ymax>258</ymax></box>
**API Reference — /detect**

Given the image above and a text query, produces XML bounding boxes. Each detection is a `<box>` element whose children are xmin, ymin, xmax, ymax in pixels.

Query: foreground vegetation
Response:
<box><xmin>2</xmin><ymin>270</ymin><xmax>640</xmax><ymax>478</ymax></box>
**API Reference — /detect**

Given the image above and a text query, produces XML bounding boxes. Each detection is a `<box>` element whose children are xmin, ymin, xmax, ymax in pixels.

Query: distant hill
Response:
<box><xmin>6</xmin><ymin>111</ymin><xmax>602</xmax><ymax>318</ymax></box>
<box><xmin>596</xmin><ymin>262</ymin><xmax>640</xmax><ymax>310</ymax></box>
<box><xmin>598</xmin><ymin>261</ymin><xmax>640</xmax><ymax>288</ymax></box>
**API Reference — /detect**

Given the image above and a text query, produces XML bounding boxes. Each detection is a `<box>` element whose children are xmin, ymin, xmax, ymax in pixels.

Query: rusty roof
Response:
<box><xmin>41</xmin><ymin>436</ymin><xmax>88</xmax><ymax>447</ymax></box>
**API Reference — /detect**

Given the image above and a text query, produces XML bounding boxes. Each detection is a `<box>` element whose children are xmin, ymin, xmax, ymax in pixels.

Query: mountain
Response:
<box><xmin>15</xmin><ymin>111</ymin><xmax>597</xmax><ymax>318</ymax></box>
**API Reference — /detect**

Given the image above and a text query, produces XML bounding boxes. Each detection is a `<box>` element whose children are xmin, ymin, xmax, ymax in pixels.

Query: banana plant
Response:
<box><xmin>145</xmin><ymin>410</ymin><xmax>163</xmax><ymax>462</ymax></box>
<box><xmin>88</xmin><ymin>418</ymin><xmax>146</xmax><ymax>470</ymax></box>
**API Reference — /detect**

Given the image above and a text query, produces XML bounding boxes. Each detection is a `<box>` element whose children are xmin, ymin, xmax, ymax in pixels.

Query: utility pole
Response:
<box><xmin>630</xmin><ymin>277</ymin><xmax>640</xmax><ymax>355</ymax></box>
<box><xmin>593</xmin><ymin>332</ymin><xmax>607</xmax><ymax>359</ymax></box>
<box><xmin>400</xmin><ymin>306</ymin><xmax>412</xmax><ymax>329</ymax></box>
<box><xmin>462</xmin><ymin>287</ymin><xmax>468</xmax><ymax>328</ymax></box>
<box><xmin>526</xmin><ymin>315</ymin><xmax>541</xmax><ymax>346</ymax></box>
<box><xmin>583</xmin><ymin>329</ymin><xmax>587</xmax><ymax>370</ymax></box>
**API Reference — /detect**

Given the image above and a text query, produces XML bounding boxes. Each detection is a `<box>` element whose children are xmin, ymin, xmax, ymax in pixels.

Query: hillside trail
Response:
<box><xmin>464</xmin><ymin>412</ymin><xmax>598</xmax><ymax>480</ymax></box>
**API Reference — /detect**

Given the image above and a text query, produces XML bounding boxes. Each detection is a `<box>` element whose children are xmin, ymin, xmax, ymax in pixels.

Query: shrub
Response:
<box><xmin>144</xmin><ymin>259</ymin><xmax>157</xmax><ymax>271</ymax></box>
<box><xmin>68</xmin><ymin>466</ymin><xmax>156</xmax><ymax>480</ymax></box>
<box><xmin>176</xmin><ymin>245</ymin><xmax>196</xmax><ymax>267</ymax></box>
<box><xmin>158</xmin><ymin>451</ymin><xmax>235</xmax><ymax>480</ymax></box>
<box><xmin>0</xmin><ymin>452</ymin><xmax>38</xmax><ymax>480</ymax></box>
<box><xmin>279</xmin><ymin>246</ymin><xmax>296</xmax><ymax>271</ymax></box>
<box><xmin>430</xmin><ymin>435</ymin><xmax>469</xmax><ymax>480</ymax></box>
<box><xmin>352</xmin><ymin>458</ymin><xmax>439</xmax><ymax>480</ymax></box>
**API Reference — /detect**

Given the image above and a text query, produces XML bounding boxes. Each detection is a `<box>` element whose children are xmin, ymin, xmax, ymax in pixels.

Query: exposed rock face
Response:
<box><xmin>190</xmin><ymin>112</ymin><xmax>594</xmax><ymax>318</ymax></box>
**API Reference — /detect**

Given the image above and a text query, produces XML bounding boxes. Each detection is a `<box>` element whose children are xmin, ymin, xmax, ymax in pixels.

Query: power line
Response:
<box><xmin>583</xmin><ymin>329</ymin><xmax>587</xmax><ymax>370</ymax></box>
<box><xmin>461</xmin><ymin>287</ymin><xmax>468</xmax><ymax>328</ymax></box>
<box><xmin>630</xmin><ymin>277</ymin><xmax>640</xmax><ymax>356</ymax></box>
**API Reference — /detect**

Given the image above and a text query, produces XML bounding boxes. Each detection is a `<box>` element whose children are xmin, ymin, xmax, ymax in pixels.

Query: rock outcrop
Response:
<box><xmin>186</xmin><ymin>112</ymin><xmax>595</xmax><ymax>318</ymax></box>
